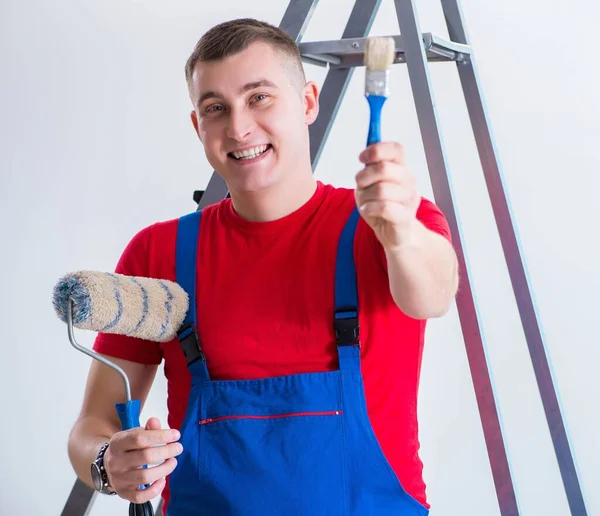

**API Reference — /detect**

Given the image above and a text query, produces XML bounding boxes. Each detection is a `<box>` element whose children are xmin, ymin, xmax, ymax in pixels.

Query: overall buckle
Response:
<box><xmin>334</xmin><ymin>309</ymin><xmax>360</xmax><ymax>346</ymax></box>
<box><xmin>177</xmin><ymin>323</ymin><xmax>205</xmax><ymax>365</ymax></box>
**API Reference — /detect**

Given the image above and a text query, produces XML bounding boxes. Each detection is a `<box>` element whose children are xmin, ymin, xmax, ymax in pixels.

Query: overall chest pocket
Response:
<box><xmin>198</xmin><ymin>408</ymin><xmax>349</xmax><ymax>516</ymax></box>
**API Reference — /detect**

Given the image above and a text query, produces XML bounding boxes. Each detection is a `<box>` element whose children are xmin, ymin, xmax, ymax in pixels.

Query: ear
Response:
<box><xmin>302</xmin><ymin>81</ymin><xmax>320</xmax><ymax>125</ymax></box>
<box><xmin>190</xmin><ymin>110</ymin><xmax>202</xmax><ymax>141</ymax></box>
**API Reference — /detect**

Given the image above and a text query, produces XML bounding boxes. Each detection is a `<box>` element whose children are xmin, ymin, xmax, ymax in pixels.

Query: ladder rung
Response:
<box><xmin>299</xmin><ymin>33</ymin><xmax>472</xmax><ymax>68</ymax></box>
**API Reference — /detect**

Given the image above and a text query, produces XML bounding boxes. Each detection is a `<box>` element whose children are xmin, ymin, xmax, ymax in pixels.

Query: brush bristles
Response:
<box><xmin>364</xmin><ymin>37</ymin><xmax>396</xmax><ymax>71</ymax></box>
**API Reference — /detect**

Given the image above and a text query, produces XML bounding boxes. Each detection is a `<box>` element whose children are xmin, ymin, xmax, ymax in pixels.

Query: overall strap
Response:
<box><xmin>175</xmin><ymin>211</ymin><xmax>207</xmax><ymax>374</ymax></box>
<box><xmin>334</xmin><ymin>207</ymin><xmax>361</xmax><ymax>372</ymax></box>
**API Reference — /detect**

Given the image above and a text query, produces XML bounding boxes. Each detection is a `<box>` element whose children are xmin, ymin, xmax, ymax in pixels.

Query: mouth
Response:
<box><xmin>227</xmin><ymin>144</ymin><xmax>273</xmax><ymax>163</ymax></box>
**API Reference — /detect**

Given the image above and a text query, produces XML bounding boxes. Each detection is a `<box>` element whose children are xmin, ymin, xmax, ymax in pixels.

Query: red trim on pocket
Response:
<box><xmin>199</xmin><ymin>410</ymin><xmax>342</xmax><ymax>425</ymax></box>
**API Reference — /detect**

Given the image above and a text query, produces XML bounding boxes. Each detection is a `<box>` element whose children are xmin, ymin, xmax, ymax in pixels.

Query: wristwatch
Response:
<box><xmin>91</xmin><ymin>441</ymin><xmax>117</xmax><ymax>495</ymax></box>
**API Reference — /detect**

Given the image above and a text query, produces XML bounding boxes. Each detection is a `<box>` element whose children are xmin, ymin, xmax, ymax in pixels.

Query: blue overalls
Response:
<box><xmin>166</xmin><ymin>208</ymin><xmax>429</xmax><ymax>515</ymax></box>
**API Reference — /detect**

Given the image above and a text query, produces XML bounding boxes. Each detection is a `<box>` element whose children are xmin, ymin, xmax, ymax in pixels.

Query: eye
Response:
<box><xmin>205</xmin><ymin>104</ymin><xmax>224</xmax><ymax>114</ymax></box>
<box><xmin>251</xmin><ymin>93</ymin><xmax>268</xmax><ymax>103</ymax></box>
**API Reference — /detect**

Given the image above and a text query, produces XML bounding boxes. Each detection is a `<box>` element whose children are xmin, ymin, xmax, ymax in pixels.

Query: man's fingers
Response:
<box><xmin>359</xmin><ymin>142</ymin><xmax>405</xmax><ymax>165</ymax></box>
<box><xmin>117</xmin><ymin>428</ymin><xmax>180</xmax><ymax>452</ymax></box>
<box><xmin>127</xmin><ymin>441</ymin><xmax>184</xmax><ymax>468</ymax></box>
<box><xmin>355</xmin><ymin>182</ymin><xmax>415</xmax><ymax>208</ymax></box>
<box><xmin>104</xmin><ymin>418</ymin><xmax>183</xmax><ymax>503</ymax></box>
<box><xmin>121</xmin><ymin>477</ymin><xmax>167</xmax><ymax>505</ymax></box>
<box><xmin>355</xmin><ymin>163</ymin><xmax>412</xmax><ymax>189</ymax></box>
<box><xmin>121</xmin><ymin>457</ymin><xmax>179</xmax><ymax>488</ymax></box>
<box><xmin>359</xmin><ymin>200</ymin><xmax>405</xmax><ymax>223</ymax></box>
<box><xmin>145</xmin><ymin>417</ymin><xmax>162</xmax><ymax>431</ymax></box>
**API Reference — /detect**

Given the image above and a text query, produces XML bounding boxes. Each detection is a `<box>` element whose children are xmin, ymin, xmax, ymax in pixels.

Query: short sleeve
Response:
<box><xmin>92</xmin><ymin>225</ymin><xmax>164</xmax><ymax>365</ymax></box>
<box><xmin>416</xmin><ymin>197</ymin><xmax>452</xmax><ymax>243</ymax></box>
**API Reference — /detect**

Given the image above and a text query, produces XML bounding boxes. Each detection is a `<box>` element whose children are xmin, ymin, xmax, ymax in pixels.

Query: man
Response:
<box><xmin>67</xmin><ymin>18</ymin><xmax>458</xmax><ymax>515</ymax></box>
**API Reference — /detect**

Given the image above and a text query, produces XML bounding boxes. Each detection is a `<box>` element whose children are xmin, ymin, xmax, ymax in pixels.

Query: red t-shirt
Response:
<box><xmin>93</xmin><ymin>181</ymin><xmax>451</xmax><ymax>511</ymax></box>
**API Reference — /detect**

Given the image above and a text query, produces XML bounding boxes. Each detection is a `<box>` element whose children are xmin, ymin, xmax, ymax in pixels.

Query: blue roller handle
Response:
<box><xmin>366</xmin><ymin>94</ymin><xmax>387</xmax><ymax>146</ymax></box>
<box><xmin>115</xmin><ymin>400</ymin><xmax>150</xmax><ymax>490</ymax></box>
<box><xmin>115</xmin><ymin>399</ymin><xmax>142</xmax><ymax>431</ymax></box>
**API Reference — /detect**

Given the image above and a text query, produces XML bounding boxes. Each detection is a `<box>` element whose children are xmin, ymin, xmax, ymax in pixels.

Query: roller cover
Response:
<box><xmin>53</xmin><ymin>271</ymin><xmax>189</xmax><ymax>342</ymax></box>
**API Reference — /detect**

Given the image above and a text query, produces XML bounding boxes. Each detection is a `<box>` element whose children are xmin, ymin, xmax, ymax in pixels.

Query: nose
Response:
<box><xmin>225</xmin><ymin>106</ymin><xmax>255</xmax><ymax>142</ymax></box>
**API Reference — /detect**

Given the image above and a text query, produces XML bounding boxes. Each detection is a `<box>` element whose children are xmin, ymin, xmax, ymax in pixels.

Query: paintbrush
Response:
<box><xmin>363</xmin><ymin>37</ymin><xmax>396</xmax><ymax>146</ymax></box>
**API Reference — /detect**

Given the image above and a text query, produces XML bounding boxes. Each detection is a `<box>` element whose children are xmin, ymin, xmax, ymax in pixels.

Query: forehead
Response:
<box><xmin>191</xmin><ymin>41</ymin><xmax>289</xmax><ymax>93</ymax></box>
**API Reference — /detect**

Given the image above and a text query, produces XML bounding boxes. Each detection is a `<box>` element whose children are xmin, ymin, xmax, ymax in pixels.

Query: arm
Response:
<box><xmin>67</xmin><ymin>355</ymin><xmax>158</xmax><ymax>489</ymax></box>
<box><xmin>68</xmin><ymin>354</ymin><xmax>181</xmax><ymax>503</ymax></box>
<box><xmin>355</xmin><ymin>141</ymin><xmax>458</xmax><ymax>319</ymax></box>
<box><xmin>67</xmin><ymin>223</ymin><xmax>182</xmax><ymax>502</ymax></box>
<box><xmin>68</xmin><ymin>354</ymin><xmax>181</xmax><ymax>504</ymax></box>
<box><xmin>384</xmin><ymin>219</ymin><xmax>458</xmax><ymax>319</ymax></box>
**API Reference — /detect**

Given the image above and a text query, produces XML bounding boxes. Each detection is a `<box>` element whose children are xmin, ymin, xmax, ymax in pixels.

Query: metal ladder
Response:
<box><xmin>61</xmin><ymin>1</ymin><xmax>587</xmax><ymax>515</ymax></box>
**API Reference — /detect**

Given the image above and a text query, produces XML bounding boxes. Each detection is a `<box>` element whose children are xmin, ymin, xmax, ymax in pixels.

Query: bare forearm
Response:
<box><xmin>67</xmin><ymin>416</ymin><xmax>120</xmax><ymax>489</ymax></box>
<box><xmin>384</xmin><ymin>221</ymin><xmax>458</xmax><ymax>319</ymax></box>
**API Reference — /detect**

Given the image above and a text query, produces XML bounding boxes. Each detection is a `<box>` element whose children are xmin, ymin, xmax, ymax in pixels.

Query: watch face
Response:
<box><xmin>91</xmin><ymin>462</ymin><xmax>103</xmax><ymax>492</ymax></box>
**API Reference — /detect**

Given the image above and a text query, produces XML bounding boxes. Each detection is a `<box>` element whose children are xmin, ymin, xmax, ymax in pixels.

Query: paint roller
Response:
<box><xmin>52</xmin><ymin>270</ymin><xmax>190</xmax><ymax>516</ymax></box>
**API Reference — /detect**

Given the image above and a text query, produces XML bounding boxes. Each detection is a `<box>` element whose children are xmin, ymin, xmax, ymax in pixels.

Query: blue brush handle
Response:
<box><xmin>115</xmin><ymin>400</ymin><xmax>150</xmax><ymax>490</ymax></box>
<box><xmin>366</xmin><ymin>95</ymin><xmax>387</xmax><ymax>146</ymax></box>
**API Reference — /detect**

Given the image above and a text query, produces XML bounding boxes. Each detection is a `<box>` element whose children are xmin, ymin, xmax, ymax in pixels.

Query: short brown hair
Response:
<box><xmin>184</xmin><ymin>18</ymin><xmax>306</xmax><ymax>91</ymax></box>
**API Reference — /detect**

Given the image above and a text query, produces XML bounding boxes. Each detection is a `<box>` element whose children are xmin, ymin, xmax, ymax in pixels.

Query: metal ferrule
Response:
<box><xmin>365</xmin><ymin>69</ymin><xmax>390</xmax><ymax>97</ymax></box>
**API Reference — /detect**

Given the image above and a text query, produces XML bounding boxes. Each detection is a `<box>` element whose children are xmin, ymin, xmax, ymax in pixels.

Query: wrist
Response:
<box><xmin>382</xmin><ymin>219</ymin><xmax>424</xmax><ymax>255</ymax></box>
<box><xmin>91</xmin><ymin>441</ymin><xmax>117</xmax><ymax>495</ymax></box>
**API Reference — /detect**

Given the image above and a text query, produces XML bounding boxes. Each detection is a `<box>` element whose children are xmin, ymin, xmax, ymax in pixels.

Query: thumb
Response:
<box><xmin>145</xmin><ymin>417</ymin><xmax>162</xmax><ymax>431</ymax></box>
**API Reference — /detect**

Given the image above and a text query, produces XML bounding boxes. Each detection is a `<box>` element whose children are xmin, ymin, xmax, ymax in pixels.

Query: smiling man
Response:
<box><xmin>67</xmin><ymin>18</ymin><xmax>459</xmax><ymax>516</ymax></box>
<box><xmin>188</xmin><ymin>39</ymin><xmax>320</xmax><ymax>222</ymax></box>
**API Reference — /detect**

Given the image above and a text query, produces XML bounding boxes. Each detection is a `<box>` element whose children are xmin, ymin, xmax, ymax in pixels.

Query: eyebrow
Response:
<box><xmin>196</xmin><ymin>79</ymin><xmax>278</xmax><ymax>108</ymax></box>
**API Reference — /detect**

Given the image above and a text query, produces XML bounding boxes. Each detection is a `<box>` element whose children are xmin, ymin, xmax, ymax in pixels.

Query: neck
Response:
<box><xmin>229</xmin><ymin>173</ymin><xmax>318</xmax><ymax>222</ymax></box>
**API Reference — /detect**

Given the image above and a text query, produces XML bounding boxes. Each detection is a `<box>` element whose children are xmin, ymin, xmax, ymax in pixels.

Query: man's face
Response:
<box><xmin>189</xmin><ymin>41</ymin><xmax>319</xmax><ymax>194</ymax></box>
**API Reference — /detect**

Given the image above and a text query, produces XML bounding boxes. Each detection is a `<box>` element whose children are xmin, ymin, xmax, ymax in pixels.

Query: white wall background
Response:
<box><xmin>1</xmin><ymin>0</ymin><xmax>598</xmax><ymax>514</ymax></box>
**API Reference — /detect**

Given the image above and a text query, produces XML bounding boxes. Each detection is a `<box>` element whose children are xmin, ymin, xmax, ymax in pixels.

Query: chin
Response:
<box><xmin>209</xmin><ymin>146</ymin><xmax>285</xmax><ymax>194</ymax></box>
<box><xmin>232</xmin><ymin>172</ymin><xmax>280</xmax><ymax>194</ymax></box>
<box><xmin>221</xmin><ymin>160</ymin><xmax>281</xmax><ymax>194</ymax></box>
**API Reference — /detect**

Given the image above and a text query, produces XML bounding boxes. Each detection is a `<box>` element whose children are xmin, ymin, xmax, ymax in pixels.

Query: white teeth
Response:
<box><xmin>232</xmin><ymin>144</ymin><xmax>269</xmax><ymax>160</ymax></box>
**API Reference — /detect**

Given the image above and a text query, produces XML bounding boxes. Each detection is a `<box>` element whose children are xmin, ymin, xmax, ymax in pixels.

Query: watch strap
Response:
<box><xmin>93</xmin><ymin>441</ymin><xmax>116</xmax><ymax>495</ymax></box>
